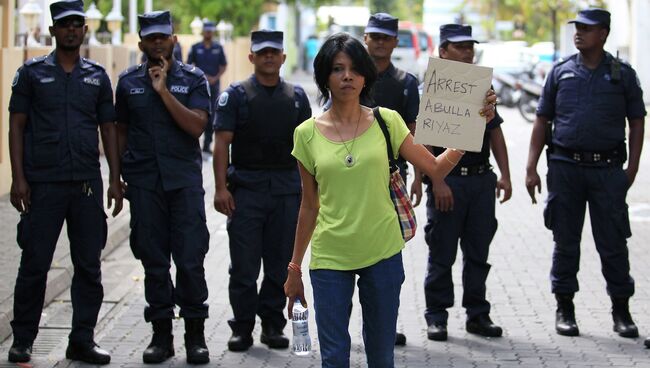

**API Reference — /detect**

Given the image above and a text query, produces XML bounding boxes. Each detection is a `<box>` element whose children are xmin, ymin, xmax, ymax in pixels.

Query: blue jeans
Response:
<box><xmin>311</xmin><ymin>252</ymin><xmax>404</xmax><ymax>368</ymax></box>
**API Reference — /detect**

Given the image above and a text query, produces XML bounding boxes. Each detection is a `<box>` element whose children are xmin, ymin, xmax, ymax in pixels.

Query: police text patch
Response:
<box><xmin>83</xmin><ymin>77</ymin><xmax>100</xmax><ymax>86</ymax></box>
<box><xmin>130</xmin><ymin>88</ymin><xmax>145</xmax><ymax>95</ymax></box>
<box><xmin>218</xmin><ymin>92</ymin><xmax>229</xmax><ymax>106</ymax></box>
<box><xmin>170</xmin><ymin>85</ymin><xmax>189</xmax><ymax>94</ymax></box>
<box><xmin>40</xmin><ymin>77</ymin><xmax>55</xmax><ymax>84</ymax></box>
<box><xmin>559</xmin><ymin>72</ymin><xmax>575</xmax><ymax>80</ymax></box>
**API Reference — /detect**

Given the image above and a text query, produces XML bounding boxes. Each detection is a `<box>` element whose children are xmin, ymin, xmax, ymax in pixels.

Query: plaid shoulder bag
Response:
<box><xmin>373</xmin><ymin>107</ymin><xmax>417</xmax><ymax>242</ymax></box>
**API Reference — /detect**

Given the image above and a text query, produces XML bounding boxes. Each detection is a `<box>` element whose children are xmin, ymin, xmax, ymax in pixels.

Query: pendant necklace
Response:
<box><xmin>331</xmin><ymin>107</ymin><xmax>362</xmax><ymax>167</ymax></box>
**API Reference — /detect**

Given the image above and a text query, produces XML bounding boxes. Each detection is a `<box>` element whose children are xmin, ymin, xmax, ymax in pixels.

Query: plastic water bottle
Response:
<box><xmin>291</xmin><ymin>298</ymin><xmax>311</xmax><ymax>356</ymax></box>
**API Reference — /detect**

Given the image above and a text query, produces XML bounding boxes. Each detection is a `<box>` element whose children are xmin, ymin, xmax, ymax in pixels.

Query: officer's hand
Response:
<box><xmin>214</xmin><ymin>188</ymin><xmax>235</xmax><ymax>217</ymax></box>
<box><xmin>525</xmin><ymin>171</ymin><xmax>541</xmax><ymax>204</ymax></box>
<box><xmin>10</xmin><ymin>177</ymin><xmax>31</xmax><ymax>214</ymax></box>
<box><xmin>410</xmin><ymin>178</ymin><xmax>423</xmax><ymax>207</ymax></box>
<box><xmin>107</xmin><ymin>180</ymin><xmax>124</xmax><ymax>217</ymax></box>
<box><xmin>479</xmin><ymin>89</ymin><xmax>497</xmax><ymax>122</ymax></box>
<box><xmin>149</xmin><ymin>56</ymin><xmax>169</xmax><ymax>94</ymax></box>
<box><xmin>432</xmin><ymin>179</ymin><xmax>454</xmax><ymax>212</ymax></box>
<box><xmin>496</xmin><ymin>176</ymin><xmax>512</xmax><ymax>204</ymax></box>
<box><xmin>624</xmin><ymin>167</ymin><xmax>637</xmax><ymax>187</ymax></box>
<box><xmin>284</xmin><ymin>269</ymin><xmax>306</xmax><ymax>319</ymax></box>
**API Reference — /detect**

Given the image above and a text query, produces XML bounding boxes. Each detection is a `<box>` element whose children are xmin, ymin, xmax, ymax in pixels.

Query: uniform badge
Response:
<box><xmin>218</xmin><ymin>92</ymin><xmax>229</xmax><ymax>107</ymax></box>
<box><xmin>212</xmin><ymin>49</ymin><xmax>220</xmax><ymax>55</ymax></box>
<box><xmin>11</xmin><ymin>71</ymin><xmax>19</xmax><ymax>87</ymax></box>
<box><xmin>197</xmin><ymin>49</ymin><xmax>204</xmax><ymax>54</ymax></box>
<box><xmin>170</xmin><ymin>85</ymin><xmax>189</xmax><ymax>94</ymax></box>
<box><xmin>130</xmin><ymin>88</ymin><xmax>145</xmax><ymax>95</ymax></box>
<box><xmin>40</xmin><ymin>77</ymin><xmax>55</xmax><ymax>84</ymax></box>
<box><xmin>83</xmin><ymin>77</ymin><xmax>100</xmax><ymax>86</ymax></box>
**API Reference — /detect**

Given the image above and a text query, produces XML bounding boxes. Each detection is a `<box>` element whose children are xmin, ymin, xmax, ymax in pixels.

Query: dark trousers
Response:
<box><xmin>423</xmin><ymin>172</ymin><xmax>498</xmax><ymax>325</ymax></box>
<box><xmin>227</xmin><ymin>187</ymin><xmax>299</xmax><ymax>335</ymax></box>
<box><xmin>545</xmin><ymin>160</ymin><xmax>634</xmax><ymax>297</ymax></box>
<box><xmin>12</xmin><ymin>180</ymin><xmax>106</xmax><ymax>344</ymax></box>
<box><xmin>126</xmin><ymin>184</ymin><xmax>210</xmax><ymax>322</ymax></box>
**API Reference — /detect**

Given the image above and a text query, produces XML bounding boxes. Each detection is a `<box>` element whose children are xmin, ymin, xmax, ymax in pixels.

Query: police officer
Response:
<box><xmin>187</xmin><ymin>20</ymin><xmax>227</xmax><ymax>155</ymax></box>
<box><xmin>526</xmin><ymin>9</ymin><xmax>645</xmax><ymax>338</ymax></box>
<box><xmin>7</xmin><ymin>0</ymin><xmax>121</xmax><ymax>364</ymax></box>
<box><xmin>213</xmin><ymin>30</ymin><xmax>311</xmax><ymax>352</ymax></box>
<box><xmin>115</xmin><ymin>10</ymin><xmax>211</xmax><ymax>364</ymax></box>
<box><xmin>362</xmin><ymin>12</ymin><xmax>421</xmax><ymax>346</ymax></box>
<box><xmin>423</xmin><ymin>24</ymin><xmax>511</xmax><ymax>342</ymax></box>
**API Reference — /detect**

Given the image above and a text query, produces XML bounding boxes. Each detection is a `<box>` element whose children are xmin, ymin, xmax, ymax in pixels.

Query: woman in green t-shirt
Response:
<box><xmin>284</xmin><ymin>33</ymin><xmax>496</xmax><ymax>367</ymax></box>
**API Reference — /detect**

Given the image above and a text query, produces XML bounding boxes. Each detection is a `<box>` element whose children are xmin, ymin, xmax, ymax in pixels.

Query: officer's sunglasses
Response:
<box><xmin>55</xmin><ymin>17</ymin><xmax>85</xmax><ymax>29</ymax></box>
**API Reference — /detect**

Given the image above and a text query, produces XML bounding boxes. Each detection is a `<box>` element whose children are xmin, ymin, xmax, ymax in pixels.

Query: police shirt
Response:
<box><xmin>115</xmin><ymin>60</ymin><xmax>211</xmax><ymax>191</ymax></box>
<box><xmin>9</xmin><ymin>52</ymin><xmax>115</xmax><ymax>182</ymax></box>
<box><xmin>537</xmin><ymin>52</ymin><xmax>646</xmax><ymax>156</ymax></box>
<box><xmin>214</xmin><ymin>75</ymin><xmax>312</xmax><ymax>195</ymax></box>
<box><xmin>365</xmin><ymin>63</ymin><xmax>420</xmax><ymax>124</ymax></box>
<box><xmin>187</xmin><ymin>41</ymin><xmax>227</xmax><ymax>94</ymax></box>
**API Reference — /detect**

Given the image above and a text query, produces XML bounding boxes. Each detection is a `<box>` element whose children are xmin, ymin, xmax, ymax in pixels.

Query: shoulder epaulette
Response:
<box><xmin>119</xmin><ymin>64</ymin><xmax>142</xmax><ymax>79</ymax></box>
<box><xmin>24</xmin><ymin>55</ymin><xmax>47</xmax><ymax>66</ymax></box>
<box><xmin>554</xmin><ymin>54</ymin><xmax>575</xmax><ymax>67</ymax></box>
<box><xmin>82</xmin><ymin>58</ymin><xmax>106</xmax><ymax>70</ymax></box>
<box><xmin>182</xmin><ymin>63</ymin><xmax>204</xmax><ymax>77</ymax></box>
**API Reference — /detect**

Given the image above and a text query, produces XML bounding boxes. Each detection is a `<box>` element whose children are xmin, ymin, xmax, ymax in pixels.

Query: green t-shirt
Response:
<box><xmin>292</xmin><ymin>107</ymin><xmax>410</xmax><ymax>270</ymax></box>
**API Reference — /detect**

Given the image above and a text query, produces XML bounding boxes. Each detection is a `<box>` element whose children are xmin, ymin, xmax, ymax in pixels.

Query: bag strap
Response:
<box><xmin>372</xmin><ymin>107</ymin><xmax>399</xmax><ymax>170</ymax></box>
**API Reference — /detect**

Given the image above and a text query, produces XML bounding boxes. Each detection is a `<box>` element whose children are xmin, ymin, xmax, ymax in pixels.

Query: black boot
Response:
<box><xmin>8</xmin><ymin>341</ymin><xmax>32</xmax><ymax>363</ymax></box>
<box><xmin>394</xmin><ymin>332</ymin><xmax>406</xmax><ymax>346</ymax></box>
<box><xmin>260</xmin><ymin>324</ymin><xmax>289</xmax><ymax>349</ymax></box>
<box><xmin>143</xmin><ymin>319</ymin><xmax>174</xmax><ymax>364</ymax></box>
<box><xmin>65</xmin><ymin>341</ymin><xmax>111</xmax><ymax>365</ymax></box>
<box><xmin>555</xmin><ymin>294</ymin><xmax>579</xmax><ymax>336</ymax></box>
<box><xmin>466</xmin><ymin>314</ymin><xmax>503</xmax><ymax>337</ymax></box>
<box><xmin>227</xmin><ymin>332</ymin><xmax>253</xmax><ymax>352</ymax></box>
<box><xmin>644</xmin><ymin>337</ymin><xmax>649</xmax><ymax>348</ymax></box>
<box><xmin>427</xmin><ymin>323</ymin><xmax>448</xmax><ymax>341</ymax></box>
<box><xmin>611</xmin><ymin>297</ymin><xmax>639</xmax><ymax>338</ymax></box>
<box><xmin>184</xmin><ymin>318</ymin><xmax>209</xmax><ymax>364</ymax></box>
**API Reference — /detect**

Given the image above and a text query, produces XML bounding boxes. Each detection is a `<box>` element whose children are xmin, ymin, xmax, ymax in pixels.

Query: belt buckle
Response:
<box><xmin>593</xmin><ymin>153</ymin><xmax>601</xmax><ymax>162</ymax></box>
<box><xmin>460</xmin><ymin>167</ymin><xmax>468</xmax><ymax>176</ymax></box>
<box><xmin>572</xmin><ymin>153</ymin><xmax>581</xmax><ymax>162</ymax></box>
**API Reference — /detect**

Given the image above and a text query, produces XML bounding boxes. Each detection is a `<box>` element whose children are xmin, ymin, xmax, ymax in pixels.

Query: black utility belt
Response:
<box><xmin>449</xmin><ymin>162</ymin><xmax>492</xmax><ymax>177</ymax></box>
<box><xmin>233</xmin><ymin>164</ymin><xmax>296</xmax><ymax>171</ymax></box>
<box><xmin>552</xmin><ymin>145</ymin><xmax>626</xmax><ymax>165</ymax></box>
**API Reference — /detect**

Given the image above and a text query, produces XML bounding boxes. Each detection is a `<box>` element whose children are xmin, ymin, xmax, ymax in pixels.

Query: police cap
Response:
<box><xmin>251</xmin><ymin>30</ymin><xmax>283</xmax><ymax>52</ymax></box>
<box><xmin>365</xmin><ymin>13</ymin><xmax>398</xmax><ymax>37</ymax></box>
<box><xmin>568</xmin><ymin>8</ymin><xmax>611</xmax><ymax>28</ymax></box>
<box><xmin>50</xmin><ymin>0</ymin><xmax>86</xmax><ymax>22</ymax></box>
<box><xmin>138</xmin><ymin>10</ymin><xmax>173</xmax><ymax>37</ymax></box>
<box><xmin>439</xmin><ymin>24</ymin><xmax>478</xmax><ymax>47</ymax></box>
<box><xmin>203</xmin><ymin>21</ymin><xmax>216</xmax><ymax>32</ymax></box>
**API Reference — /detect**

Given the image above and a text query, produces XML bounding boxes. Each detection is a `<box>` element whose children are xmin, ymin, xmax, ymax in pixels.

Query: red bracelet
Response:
<box><xmin>287</xmin><ymin>262</ymin><xmax>302</xmax><ymax>276</ymax></box>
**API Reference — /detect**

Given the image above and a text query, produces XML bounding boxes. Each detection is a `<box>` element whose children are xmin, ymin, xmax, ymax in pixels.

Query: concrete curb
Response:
<box><xmin>0</xmin><ymin>207</ymin><xmax>131</xmax><ymax>343</ymax></box>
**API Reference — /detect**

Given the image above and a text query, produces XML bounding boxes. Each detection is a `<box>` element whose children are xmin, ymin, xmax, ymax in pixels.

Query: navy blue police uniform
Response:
<box><xmin>8</xmin><ymin>1</ymin><xmax>114</xmax><ymax>350</ymax></box>
<box><xmin>214</xmin><ymin>31</ymin><xmax>311</xmax><ymax>339</ymax></box>
<box><xmin>424</xmin><ymin>115</ymin><xmax>503</xmax><ymax>325</ymax></box>
<box><xmin>187</xmin><ymin>21</ymin><xmax>227</xmax><ymax>152</ymax></box>
<box><xmin>116</xmin><ymin>12</ymin><xmax>211</xmax><ymax>324</ymax></box>
<box><xmin>364</xmin><ymin>13</ymin><xmax>419</xmax><ymax>181</ymax></box>
<box><xmin>537</xmin><ymin>10</ymin><xmax>645</xmax><ymax>299</ymax></box>
<box><xmin>423</xmin><ymin>24</ymin><xmax>504</xmax><ymax>336</ymax></box>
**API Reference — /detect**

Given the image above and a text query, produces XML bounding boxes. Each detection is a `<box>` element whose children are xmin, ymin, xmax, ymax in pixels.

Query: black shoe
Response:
<box><xmin>143</xmin><ymin>319</ymin><xmax>174</xmax><ymax>364</ymax></box>
<box><xmin>427</xmin><ymin>323</ymin><xmax>448</xmax><ymax>341</ymax></box>
<box><xmin>466</xmin><ymin>314</ymin><xmax>503</xmax><ymax>337</ymax></box>
<box><xmin>8</xmin><ymin>341</ymin><xmax>32</xmax><ymax>363</ymax></box>
<box><xmin>65</xmin><ymin>342</ymin><xmax>111</xmax><ymax>365</ymax></box>
<box><xmin>184</xmin><ymin>318</ymin><xmax>210</xmax><ymax>364</ymax></box>
<box><xmin>394</xmin><ymin>332</ymin><xmax>406</xmax><ymax>346</ymax></box>
<box><xmin>260</xmin><ymin>325</ymin><xmax>289</xmax><ymax>349</ymax></box>
<box><xmin>612</xmin><ymin>298</ymin><xmax>639</xmax><ymax>338</ymax></box>
<box><xmin>644</xmin><ymin>337</ymin><xmax>650</xmax><ymax>348</ymax></box>
<box><xmin>555</xmin><ymin>293</ymin><xmax>579</xmax><ymax>336</ymax></box>
<box><xmin>227</xmin><ymin>332</ymin><xmax>253</xmax><ymax>352</ymax></box>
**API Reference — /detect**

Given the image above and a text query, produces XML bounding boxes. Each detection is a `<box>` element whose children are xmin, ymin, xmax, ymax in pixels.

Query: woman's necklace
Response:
<box><xmin>331</xmin><ymin>107</ymin><xmax>362</xmax><ymax>167</ymax></box>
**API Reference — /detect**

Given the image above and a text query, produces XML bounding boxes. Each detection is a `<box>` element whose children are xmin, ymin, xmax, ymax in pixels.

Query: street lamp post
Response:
<box><xmin>190</xmin><ymin>16</ymin><xmax>203</xmax><ymax>37</ymax></box>
<box><xmin>86</xmin><ymin>3</ymin><xmax>103</xmax><ymax>46</ymax></box>
<box><xmin>19</xmin><ymin>0</ymin><xmax>43</xmax><ymax>47</ymax></box>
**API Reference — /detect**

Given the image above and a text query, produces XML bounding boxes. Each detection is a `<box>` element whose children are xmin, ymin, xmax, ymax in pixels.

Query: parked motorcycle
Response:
<box><xmin>514</xmin><ymin>62</ymin><xmax>550</xmax><ymax>123</ymax></box>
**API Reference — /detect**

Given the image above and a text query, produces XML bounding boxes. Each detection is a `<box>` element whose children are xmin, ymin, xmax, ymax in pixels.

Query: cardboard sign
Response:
<box><xmin>414</xmin><ymin>57</ymin><xmax>493</xmax><ymax>152</ymax></box>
